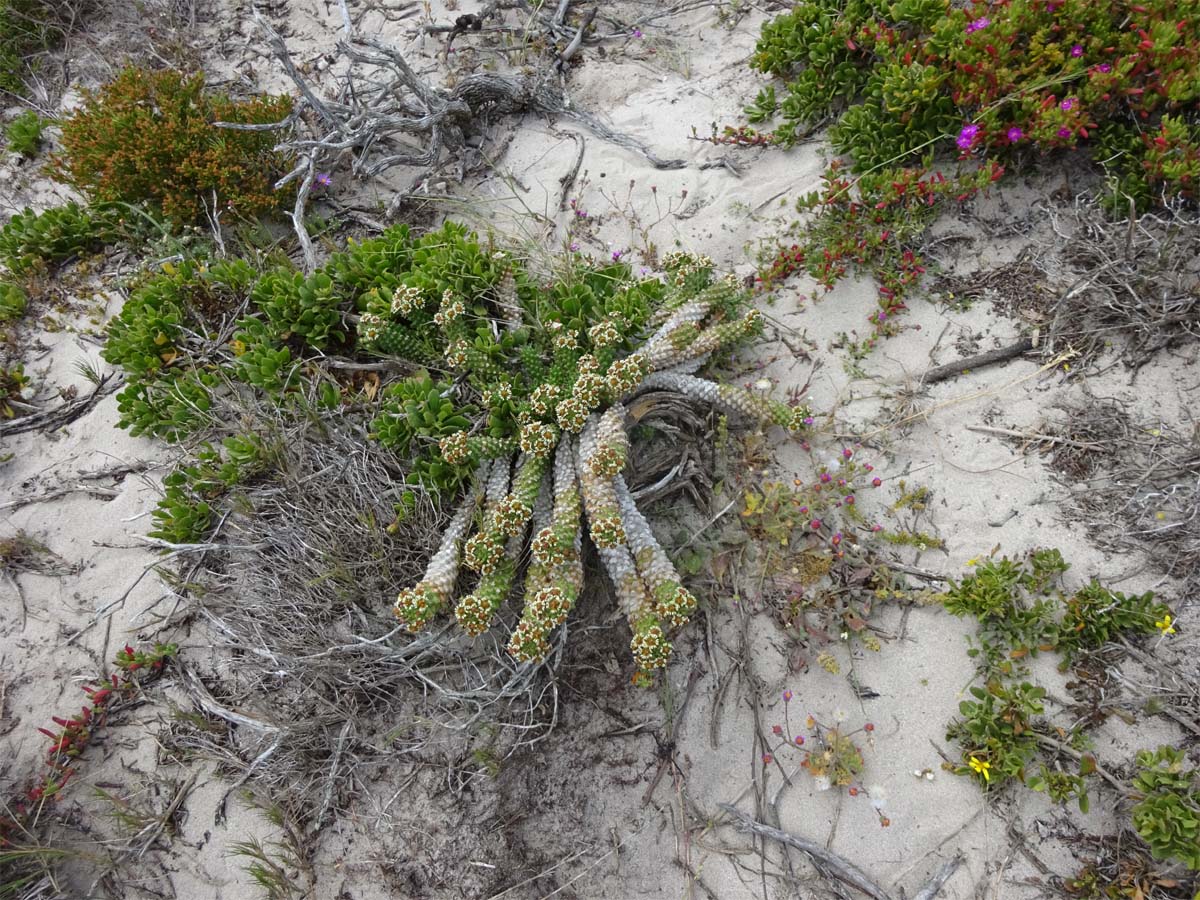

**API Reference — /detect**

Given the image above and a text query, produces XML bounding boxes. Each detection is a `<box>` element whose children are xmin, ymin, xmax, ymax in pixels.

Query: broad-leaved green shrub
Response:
<box><xmin>6</xmin><ymin>109</ymin><xmax>48</xmax><ymax>156</ymax></box>
<box><xmin>1131</xmin><ymin>747</ymin><xmax>1200</xmax><ymax>869</ymax></box>
<box><xmin>0</xmin><ymin>203</ymin><xmax>139</xmax><ymax>275</ymax></box>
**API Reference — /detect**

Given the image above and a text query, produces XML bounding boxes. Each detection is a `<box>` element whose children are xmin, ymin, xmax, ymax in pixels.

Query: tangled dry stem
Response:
<box><xmin>1051</xmin><ymin>395</ymin><xmax>1200</xmax><ymax>594</ymax></box>
<box><xmin>1039</xmin><ymin>196</ymin><xmax>1200</xmax><ymax>366</ymax></box>
<box><xmin>169</xmin><ymin>382</ymin><xmax>566</xmax><ymax>825</ymax></box>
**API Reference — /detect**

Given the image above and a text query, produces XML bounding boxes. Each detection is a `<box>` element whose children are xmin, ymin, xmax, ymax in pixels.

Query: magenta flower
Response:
<box><xmin>1007</xmin><ymin>126</ymin><xmax>1023</xmax><ymax>142</ymax></box>
<box><xmin>1097</xmin><ymin>63</ymin><xmax>1112</xmax><ymax>73</ymax></box>
<box><xmin>956</xmin><ymin>123</ymin><xmax>981</xmax><ymax>150</ymax></box>
<box><xmin>632</xmin><ymin>28</ymin><xmax>643</xmax><ymax>38</ymax></box>
<box><xmin>965</xmin><ymin>16</ymin><xmax>990</xmax><ymax>33</ymax></box>
<box><xmin>1060</xmin><ymin>97</ymin><xmax>1075</xmax><ymax>111</ymax></box>
<box><xmin>1070</xmin><ymin>44</ymin><xmax>1083</xmax><ymax>57</ymax></box>
<box><xmin>1057</xmin><ymin>126</ymin><xmax>1073</xmax><ymax>138</ymax></box>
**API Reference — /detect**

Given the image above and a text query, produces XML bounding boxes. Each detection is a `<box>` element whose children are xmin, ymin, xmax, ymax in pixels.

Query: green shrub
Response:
<box><xmin>947</xmin><ymin>680</ymin><xmax>1047</xmax><ymax>788</ymax></box>
<box><xmin>150</xmin><ymin>470</ymin><xmax>213</xmax><ymax>544</ymax></box>
<box><xmin>6</xmin><ymin>109</ymin><xmax>48</xmax><ymax>155</ymax></box>
<box><xmin>53</xmin><ymin>66</ymin><xmax>293</xmax><ymax>226</ymax></box>
<box><xmin>0</xmin><ymin>280</ymin><xmax>26</xmax><ymax>321</ymax></box>
<box><xmin>230</xmin><ymin>316</ymin><xmax>294</xmax><ymax>393</ymax></box>
<box><xmin>148</xmin><ymin>434</ymin><xmax>271</xmax><ymax>545</ymax></box>
<box><xmin>115</xmin><ymin>370</ymin><xmax>216</xmax><ymax>442</ymax></box>
<box><xmin>1131</xmin><ymin>746</ymin><xmax>1200</xmax><ymax>869</ymax></box>
<box><xmin>250</xmin><ymin>268</ymin><xmax>342</xmax><ymax>349</ymax></box>
<box><xmin>943</xmin><ymin>549</ymin><xmax>1171</xmax><ymax>675</ymax></box>
<box><xmin>0</xmin><ymin>202</ymin><xmax>139</xmax><ymax>275</ymax></box>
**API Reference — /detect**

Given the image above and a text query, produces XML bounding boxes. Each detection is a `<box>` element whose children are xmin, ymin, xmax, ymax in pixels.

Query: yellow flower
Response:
<box><xmin>1155</xmin><ymin>614</ymin><xmax>1176</xmax><ymax>636</ymax></box>
<box><xmin>968</xmin><ymin>756</ymin><xmax>991</xmax><ymax>782</ymax></box>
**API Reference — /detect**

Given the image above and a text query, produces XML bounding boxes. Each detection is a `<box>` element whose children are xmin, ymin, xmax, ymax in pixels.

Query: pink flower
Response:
<box><xmin>1060</xmin><ymin>97</ymin><xmax>1075</xmax><ymax>111</ymax></box>
<box><xmin>1057</xmin><ymin>126</ymin><xmax>1073</xmax><ymax>139</ymax></box>
<box><xmin>965</xmin><ymin>16</ymin><xmax>990</xmax><ymax>33</ymax></box>
<box><xmin>1007</xmin><ymin>126</ymin><xmax>1023</xmax><ymax>142</ymax></box>
<box><xmin>1097</xmin><ymin>63</ymin><xmax>1112</xmax><ymax>73</ymax></box>
<box><xmin>1070</xmin><ymin>44</ymin><xmax>1083</xmax><ymax>57</ymax></box>
<box><xmin>956</xmin><ymin>123</ymin><xmax>980</xmax><ymax>151</ymax></box>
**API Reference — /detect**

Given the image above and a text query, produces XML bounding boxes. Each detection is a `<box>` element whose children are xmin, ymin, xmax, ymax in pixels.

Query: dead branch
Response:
<box><xmin>918</xmin><ymin>337</ymin><xmax>1034</xmax><ymax>386</ymax></box>
<box><xmin>911</xmin><ymin>855</ymin><xmax>965</xmax><ymax>900</ymax></box>
<box><xmin>718</xmin><ymin>803</ymin><xmax>891</xmax><ymax>900</ymax></box>
<box><xmin>0</xmin><ymin>372</ymin><xmax>121</xmax><ymax>437</ymax></box>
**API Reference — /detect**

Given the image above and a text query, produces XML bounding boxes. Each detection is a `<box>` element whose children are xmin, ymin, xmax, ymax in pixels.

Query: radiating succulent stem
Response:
<box><xmin>577</xmin><ymin>414</ymin><xmax>627</xmax><ymax>550</ymax></box>
<box><xmin>588</xmin><ymin>404</ymin><xmax>629</xmax><ymax>479</ymax></box>
<box><xmin>455</xmin><ymin>533</ymin><xmax>521</xmax><ymax>636</ymax></box>
<box><xmin>509</xmin><ymin>438</ymin><xmax>583</xmax><ymax>663</ymax></box>
<box><xmin>613</xmin><ymin>475</ymin><xmax>698</xmax><ymax>628</ymax></box>
<box><xmin>462</xmin><ymin>455</ymin><xmax>514</xmax><ymax>575</ymax></box>
<box><xmin>638</xmin><ymin>371</ymin><xmax>811</xmax><ymax>432</ymax></box>
<box><xmin>394</xmin><ymin>460</ymin><xmax>490</xmax><ymax>631</ymax></box>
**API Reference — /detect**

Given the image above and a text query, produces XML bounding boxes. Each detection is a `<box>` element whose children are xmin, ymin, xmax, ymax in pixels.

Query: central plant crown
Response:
<box><xmin>364</xmin><ymin>227</ymin><xmax>812</xmax><ymax>683</ymax></box>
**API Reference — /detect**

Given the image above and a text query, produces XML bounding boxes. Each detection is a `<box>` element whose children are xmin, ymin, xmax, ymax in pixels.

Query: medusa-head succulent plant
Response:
<box><xmin>376</xmin><ymin>236</ymin><xmax>812</xmax><ymax>683</ymax></box>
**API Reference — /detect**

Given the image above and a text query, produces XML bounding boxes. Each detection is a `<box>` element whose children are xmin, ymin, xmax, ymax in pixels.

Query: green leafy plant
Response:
<box><xmin>115</xmin><ymin>370</ymin><xmax>217</xmax><ymax>442</ymax></box>
<box><xmin>148</xmin><ymin>436</ymin><xmax>270</xmax><ymax>545</ymax></box>
<box><xmin>0</xmin><ymin>202</ymin><xmax>143</xmax><ymax>275</ymax></box>
<box><xmin>943</xmin><ymin>549</ymin><xmax>1171</xmax><ymax>676</ymax></box>
<box><xmin>149</xmin><ymin>469</ymin><xmax>214</xmax><ymax>545</ymax></box>
<box><xmin>948</xmin><ymin>680</ymin><xmax>1047</xmax><ymax>788</ymax></box>
<box><xmin>0</xmin><ymin>280</ymin><xmax>26</xmax><ymax>322</ymax></box>
<box><xmin>5</xmin><ymin>109</ymin><xmax>47</xmax><ymax>155</ymax></box>
<box><xmin>251</xmin><ymin>268</ymin><xmax>343</xmax><ymax>350</ymax></box>
<box><xmin>1130</xmin><ymin>746</ymin><xmax>1200</xmax><ymax>870</ymax></box>
<box><xmin>53</xmin><ymin>66</ymin><xmax>293</xmax><ymax>225</ymax></box>
<box><xmin>1</xmin><ymin>363</ymin><xmax>29</xmax><ymax>418</ymax></box>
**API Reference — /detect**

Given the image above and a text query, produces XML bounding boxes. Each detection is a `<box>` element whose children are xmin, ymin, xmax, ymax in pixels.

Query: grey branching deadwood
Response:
<box><xmin>235</xmin><ymin>4</ymin><xmax>686</xmax><ymax>268</ymax></box>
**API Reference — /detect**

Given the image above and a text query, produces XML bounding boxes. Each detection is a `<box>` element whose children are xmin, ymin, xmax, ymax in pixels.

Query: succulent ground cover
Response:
<box><xmin>737</xmin><ymin>0</ymin><xmax>1200</xmax><ymax>345</ymax></box>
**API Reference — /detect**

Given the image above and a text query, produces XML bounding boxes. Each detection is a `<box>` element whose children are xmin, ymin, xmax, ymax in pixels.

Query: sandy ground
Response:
<box><xmin>2</xmin><ymin>1</ymin><xmax>1197</xmax><ymax>898</ymax></box>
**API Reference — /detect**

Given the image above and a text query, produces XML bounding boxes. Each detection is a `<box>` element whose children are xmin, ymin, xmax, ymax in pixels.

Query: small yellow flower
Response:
<box><xmin>1155</xmin><ymin>614</ymin><xmax>1176</xmax><ymax>636</ymax></box>
<box><xmin>968</xmin><ymin>756</ymin><xmax>991</xmax><ymax>782</ymax></box>
<box><xmin>966</xmin><ymin>558</ymin><xmax>978</xmax><ymax>566</ymax></box>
